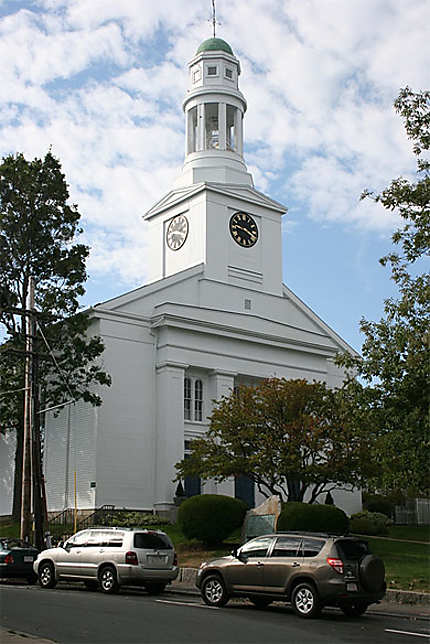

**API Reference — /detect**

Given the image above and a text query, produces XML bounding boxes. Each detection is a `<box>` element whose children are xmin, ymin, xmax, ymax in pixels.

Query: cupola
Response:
<box><xmin>174</xmin><ymin>37</ymin><xmax>253</xmax><ymax>188</ymax></box>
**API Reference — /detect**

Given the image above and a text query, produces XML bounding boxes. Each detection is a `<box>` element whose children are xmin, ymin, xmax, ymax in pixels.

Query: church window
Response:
<box><xmin>205</xmin><ymin>103</ymin><xmax>219</xmax><ymax>149</ymax></box>
<box><xmin>194</xmin><ymin>379</ymin><xmax>203</xmax><ymax>421</ymax></box>
<box><xmin>207</xmin><ymin>65</ymin><xmax>218</xmax><ymax>76</ymax></box>
<box><xmin>184</xmin><ymin>376</ymin><xmax>204</xmax><ymax>422</ymax></box>
<box><xmin>244</xmin><ymin>298</ymin><xmax>251</xmax><ymax>310</ymax></box>
<box><xmin>226</xmin><ymin>104</ymin><xmax>237</xmax><ymax>151</ymax></box>
<box><xmin>225</xmin><ymin>67</ymin><xmax>233</xmax><ymax>80</ymax></box>
<box><xmin>184</xmin><ymin>377</ymin><xmax>192</xmax><ymax>420</ymax></box>
<box><xmin>192</xmin><ymin>67</ymin><xmax>201</xmax><ymax>83</ymax></box>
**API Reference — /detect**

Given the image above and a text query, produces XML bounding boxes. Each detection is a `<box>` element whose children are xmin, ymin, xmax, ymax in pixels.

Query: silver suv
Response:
<box><xmin>196</xmin><ymin>532</ymin><xmax>386</xmax><ymax>618</ymax></box>
<box><xmin>34</xmin><ymin>527</ymin><xmax>178</xmax><ymax>594</ymax></box>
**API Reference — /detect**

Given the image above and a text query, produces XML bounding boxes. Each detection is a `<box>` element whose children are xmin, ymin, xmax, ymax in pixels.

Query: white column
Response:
<box><xmin>236</xmin><ymin>109</ymin><xmax>243</xmax><ymax>157</ymax></box>
<box><xmin>185</xmin><ymin>108</ymin><xmax>190</xmax><ymax>156</ymax></box>
<box><xmin>219</xmin><ymin>103</ymin><xmax>227</xmax><ymax>150</ymax></box>
<box><xmin>197</xmin><ymin>103</ymin><xmax>205</xmax><ymax>152</ymax></box>
<box><xmin>154</xmin><ymin>362</ymin><xmax>187</xmax><ymax>509</ymax></box>
<box><xmin>206</xmin><ymin>370</ymin><xmax>237</xmax><ymax>496</ymax></box>
<box><xmin>208</xmin><ymin>369</ymin><xmax>236</xmax><ymax>408</ymax></box>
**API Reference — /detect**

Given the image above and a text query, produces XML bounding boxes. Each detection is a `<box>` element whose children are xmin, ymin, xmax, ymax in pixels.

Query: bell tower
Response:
<box><xmin>144</xmin><ymin>37</ymin><xmax>286</xmax><ymax>295</ymax></box>
<box><xmin>174</xmin><ymin>37</ymin><xmax>253</xmax><ymax>188</ymax></box>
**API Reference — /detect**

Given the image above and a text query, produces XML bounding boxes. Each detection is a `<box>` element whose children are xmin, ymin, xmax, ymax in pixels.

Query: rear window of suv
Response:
<box><xmin>336</xmin><ymin>539</ymin><xmax>369</xmax><ymax>561</ymax></box>
<box><xmin>133</xmin><ymin>533</ymin><xmax>172</xmax><ymax>550</ymax></box>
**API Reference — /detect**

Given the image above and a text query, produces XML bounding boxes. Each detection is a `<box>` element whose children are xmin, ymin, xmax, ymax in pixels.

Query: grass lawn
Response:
<box><xmin>367</xmin><ymin>537</ymin><xmax>430</xmax><ymax>593</ymax></box>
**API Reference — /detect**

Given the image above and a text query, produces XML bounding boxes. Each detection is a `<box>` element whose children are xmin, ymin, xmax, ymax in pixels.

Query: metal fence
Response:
<box><xmin>394</xmin><ymin>498</ymin><xmax>430</xmax><ymax>525</ymax></box>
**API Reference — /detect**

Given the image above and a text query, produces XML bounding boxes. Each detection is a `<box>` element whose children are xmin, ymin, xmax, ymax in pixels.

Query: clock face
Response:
<box><xmin>166</xmin><ymin>214</ymin><xmax>189</xmax><ymax>250</ymax></box>
<box><xmin>229</xmin><ymin>212</ymin><xmax>259</xmax><ymax>248</ymax></box>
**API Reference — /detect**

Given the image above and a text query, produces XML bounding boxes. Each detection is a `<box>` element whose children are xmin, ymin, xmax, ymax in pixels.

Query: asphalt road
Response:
<box><xmin>1</xmin><ymin>583</ymin><xmax>429</xmax><ymax>644</ymax></box>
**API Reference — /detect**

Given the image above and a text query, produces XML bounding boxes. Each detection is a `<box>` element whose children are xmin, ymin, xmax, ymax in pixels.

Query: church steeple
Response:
<box><xmin>174</xmin><ymin>37</ymin><xmax>253</xmax><ymax>188</ymax></box>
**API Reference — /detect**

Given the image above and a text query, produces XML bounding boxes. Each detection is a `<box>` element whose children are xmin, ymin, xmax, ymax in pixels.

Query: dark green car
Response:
<box><xmin>0</xmin><ymin>538</ymin><xmax>39</xmax><ymax>584</ymax></box>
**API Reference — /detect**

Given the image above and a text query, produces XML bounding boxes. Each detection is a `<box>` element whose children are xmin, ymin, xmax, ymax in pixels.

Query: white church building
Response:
<box><xmin>42</xmin><ymin>37</ymin><xmax>361</xmax><ymax>516</ymax></box>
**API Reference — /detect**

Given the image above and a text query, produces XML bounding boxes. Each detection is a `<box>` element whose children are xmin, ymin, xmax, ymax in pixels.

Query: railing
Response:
<box><xmin>76</xmin><ymin>505</ymin><xmax>116</xmax><ymax>529</ymax></box>
<box><xmin>49</xmin><ymin>508</ymin><xmax>75</xmax><ymax>529</ymax></box>
<box><xmin>395</xmin><ymin>498</ymin><xmax>430</xmax><ymax>525</ymax></box>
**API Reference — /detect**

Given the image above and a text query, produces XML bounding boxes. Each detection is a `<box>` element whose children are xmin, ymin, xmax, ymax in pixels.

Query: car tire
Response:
<box><xmin>144</xmin><ymin>583</ymin><xmax>166</xmax><ymax>595</ymax></box>
<box><xmin>340</xmin><ymin>601</ymin><xmax>369</xmax><ymax>617</ymax></box>
<box><xmin>359</xmin><ymin>555</ymin><xmax>385</xmax><ymax>593</ymax></box>
<box><xmin>84</xmin><ymin>580</ymin><xmax>99</xmax><ymax>591</ymax></box>
<box><xmin>98</xmin><ymin>566</ymin><xmax>119</xmax><ymax>594</ymax></box>
<box><xmin>249</xmin><ymin>597</ymin><xmax>272</xmax><ymax>609</ymax></box>
<box><xmin>201</xmin><ymin>574</ymin><xmax>229</xmax><ymax>607</ymax></box>
<box><xmin>291</xmin><ymin>582</ymin><xmax>321</xmax><ymax>618</ymax></box>
<box><xmin>38</xmin><ymin>561</ymin><xmax>57</xmax><ymax>589</ymax></box>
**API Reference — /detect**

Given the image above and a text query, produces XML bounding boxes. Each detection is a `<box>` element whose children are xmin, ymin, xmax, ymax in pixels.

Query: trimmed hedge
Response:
<box><xmin>350</xmin><ymin>510</ymin><xmax>393</xmax><ymax>536</ymax></box>
<box><xmin>177</xmin><ymin>494</ymin><xmax>247</xmax><ymax>546</ymax></box>
<box><xmin>363</xmin><ymin>494</ymin><xmax>395</xmax><ymax>519</ymax></box>
<box><xmin>276</xmin><ymin>502</ymin><xmax>349</xmax><ymax>534</ymax></box>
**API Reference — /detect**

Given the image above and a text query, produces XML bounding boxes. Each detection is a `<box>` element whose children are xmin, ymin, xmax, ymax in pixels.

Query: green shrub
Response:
<box><xmin>350</xmin><ymin>511</ymin><xmax>393</xmax><ymax>536</ymax></box>
<box><xmin>276</xmin><ymin>502</ymin><xmax>349</xmax><ymax>534</ymax></box>
<box><xmin>363</xmin><ymin>494</ymin><xmax>394</xmax><ymax>518</ymax></box>
<box><xmin>100</xmin><ymin>511</ymin><xmax>170</xmax><ymax>528</ymax></box>
<box><xmin>177</xmin><ymin>494</ymin><xmax>247</xmax><ymax>546</ymax></box>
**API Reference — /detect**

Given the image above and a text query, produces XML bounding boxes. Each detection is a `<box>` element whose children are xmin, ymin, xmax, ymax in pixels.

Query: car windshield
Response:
<box><xmin>336</xmin><ymin>539</ymin><xmax>369</xmax><ymax>561</ymax></box>
<box><xmin>133</xmin><ymin>532</ymin><xmax>172</xmax><ymax>550</ymax></box>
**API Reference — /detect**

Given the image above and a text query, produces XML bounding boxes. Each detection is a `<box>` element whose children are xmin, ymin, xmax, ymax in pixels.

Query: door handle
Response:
<box><xmin>292</xmin><ymin>562</ymin><xmax>300</xmax><ymax>567</ymax></box>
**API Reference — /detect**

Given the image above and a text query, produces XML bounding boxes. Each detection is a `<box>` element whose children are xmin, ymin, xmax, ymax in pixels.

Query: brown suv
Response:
<box><xmin>196</xmin><ymin>532</ymin><xmax>386</xmax><ymax>618</ymax></box>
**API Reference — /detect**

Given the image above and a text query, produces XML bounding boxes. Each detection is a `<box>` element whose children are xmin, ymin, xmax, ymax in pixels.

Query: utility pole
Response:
<box><xmin>20</xmin><ymin>276</ymin><xmax>35</xmax><ymax>541</ymax></box>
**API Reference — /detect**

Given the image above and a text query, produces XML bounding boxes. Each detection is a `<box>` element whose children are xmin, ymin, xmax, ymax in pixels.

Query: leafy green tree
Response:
<box><xmin>176</xmin><ymin>378</ymin><xmax>371</xmax><ymax>503</ymax></box>
<box><xmin>337</xmin><ymin>87</ymin><xmax>430</xmax><ymax>494</ymax></box>
<box><xmin>0</xmin><ymin>151</ymin><xmax>111</xmax><ymax>520</ymax></box>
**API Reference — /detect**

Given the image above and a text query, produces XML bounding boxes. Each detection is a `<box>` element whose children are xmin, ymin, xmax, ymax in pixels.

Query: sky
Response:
<box><xmin>1</xmin><ymin>0</ymin><xmax>428</xmax><ymax>352</ymax></box>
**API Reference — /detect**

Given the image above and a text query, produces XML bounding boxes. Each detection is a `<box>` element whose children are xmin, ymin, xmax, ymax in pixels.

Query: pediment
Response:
<box><xmin>144</xmin><ymin>182</ymin><xmax>286</xmax><ymax>220</ymax></box>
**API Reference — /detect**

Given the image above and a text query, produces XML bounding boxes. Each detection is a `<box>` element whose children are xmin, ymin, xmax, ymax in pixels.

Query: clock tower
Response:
<box><xmin>144</xmin><ymin>37</ymin><xmax>286</xmax><ymax>296</ymax></box>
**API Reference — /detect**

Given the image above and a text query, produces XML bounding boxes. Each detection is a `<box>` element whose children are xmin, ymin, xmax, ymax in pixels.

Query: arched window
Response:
<box><xmin>184</xmin><ymin>377</ymin><xmax>192</xmax><ymax>420</ymax></box>
<box><xmin>184</xmin><ymin>376</ymin><xmax>204</xmax><ymax>422</ymax></box>
<box><xmin>194</xmin><ymin>380</ymin><xmax>203</xmax><ymax>421</ymax></box>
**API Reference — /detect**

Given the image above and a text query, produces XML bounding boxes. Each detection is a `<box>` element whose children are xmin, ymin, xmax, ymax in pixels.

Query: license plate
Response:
<box><xmin>24</xmin><ymin>556</ymin><xmax>34</xmax><ymax>562</ymax></box>
<box><xmin>347</xmin><ymin>583</ymin><xmax>358</xmax><ymax>592</ymax></box>
<box><xmin>147</xmin><ymin>555</ymin><xmax>167</xmax><ymax>564</ymax></box>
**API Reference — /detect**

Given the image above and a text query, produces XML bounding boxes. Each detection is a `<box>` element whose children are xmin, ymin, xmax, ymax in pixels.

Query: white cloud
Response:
<box><xmin>0</xmin><ymin>0</ymin><xmax>428</xmax><ymax>288</ymax></box>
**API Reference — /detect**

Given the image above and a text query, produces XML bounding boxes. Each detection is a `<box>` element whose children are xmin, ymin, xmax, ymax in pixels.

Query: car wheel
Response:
<box><xmin>291</xmin><ymin>582</ymin><xmax>321</xmax><ymax>618</ymax></box>
<box><xmin>98</xmin><ymin>566</ymin><xmax>119</xmax><ymax>594</ymax></box>
<box><xmin>340</xmin><ymin>601</ymin><xmax>369</xmax><ymax>617</ymax></box>
<box><xmin>201</xmin><ymin>574</ymin><xmax>229</xmax><ymax>607</ymax></box>
<box><xmin>84</xmin><ymin>580</ymin><xmax>99</xmax><ymax>591</ymax></box>
<box><xmin>359</xmin><ymin>555</ymin><xmax>385</xmax><ymax>593</ymax></box>
<box><xmin>38</xmin><ymin>561</ymin><xmax>57</xmax><ymax>589</ymax></box>
<box><xmin>249</xmin><ymin>597</ymin><xmax>272</xmax><ymax>609</ymax></box>
<box><xmin>144</xmin><ymin>583</ymin><xmax>166</xmax><ymax>595</ymax></box>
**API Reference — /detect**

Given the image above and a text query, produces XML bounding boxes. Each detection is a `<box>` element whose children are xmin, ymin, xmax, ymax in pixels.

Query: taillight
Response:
<box><xmin>173</xmin><ymin>552</ymin><xmax>178</xmax><ymax>566</ymax></box>
<box><xmin>327</xmin><ymin>557</ymin><xmax>344</xmax><ymax>574</ymax></box>
<box><xmin>125</xmin><ymin>551</ymin><xmax>138</xmax><ymax>565</ymax></box>
<box><xmin>5</xmin><ymin>554</ymin><xmax>14</xmax><ymax>564</ymax></box>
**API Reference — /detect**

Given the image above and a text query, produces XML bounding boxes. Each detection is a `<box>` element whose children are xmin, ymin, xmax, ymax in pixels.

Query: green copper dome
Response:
<box><xmin>196</xmin><ymin>38</ymin><xmax>233</xmax><ymax>55</ymax></box>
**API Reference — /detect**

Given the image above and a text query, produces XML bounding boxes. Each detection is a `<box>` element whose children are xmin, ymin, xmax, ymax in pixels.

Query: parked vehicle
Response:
<box><xmin>196</xmin><ymin>532</ymin><xmax>386</xmax><ymax>618</ymax></box>
<box><xmin>33</xmin><ymin>527</ymin><xmax>178</xmax><ymax>594</ymax></box>
<box><xmin>0</xmin><ymin>538</ymin><xmax>38</xmax><ymax>584</ymax></box>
